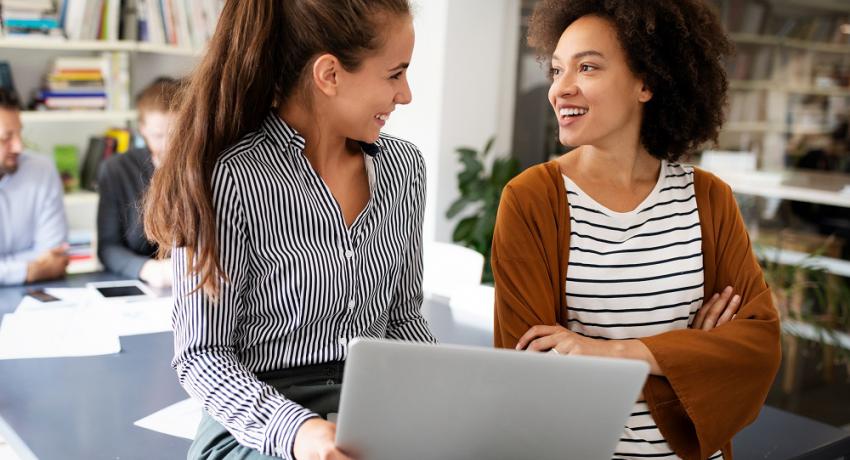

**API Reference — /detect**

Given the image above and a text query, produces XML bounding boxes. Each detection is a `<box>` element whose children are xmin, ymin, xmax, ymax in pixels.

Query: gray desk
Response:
<box><xmin>1</xmin><ymin>274</ymin><xmax>848</xmax><ymax>459</ymax></box>
<box><xmin>0</xmin><ymin>272</ymin><xmax>189</xmax><ymax>460</ymax></box>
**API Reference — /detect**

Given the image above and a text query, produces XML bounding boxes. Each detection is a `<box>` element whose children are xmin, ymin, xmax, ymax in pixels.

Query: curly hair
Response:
<box><xmin>528</xmin><ymin>0</ymin><xmax>732</xmax><ymax>162</ymax></box>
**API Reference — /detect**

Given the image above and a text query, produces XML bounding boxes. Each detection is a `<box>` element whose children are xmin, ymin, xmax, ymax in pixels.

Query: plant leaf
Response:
<box><xmin>482</xmin><ymin>137</ymin><xmax>496</xmax><ymax>157</ymax></box>
<box><xmin>452</xmin><ymin>216</ymin><xmax>478</xmax><ymax>243</ymax></box>
<box><xmin>446</xmin><ymin>198</ymin><xmax>470</xmax><ymax>219</ymax></box>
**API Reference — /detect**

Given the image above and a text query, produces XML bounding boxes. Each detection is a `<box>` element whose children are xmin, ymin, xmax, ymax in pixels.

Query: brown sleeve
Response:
<box><xmin>639</xmin><ymin>178</ymin><xmax>782</xmax><ymax>459</ymax></box>
<box><xmin>492</xmin><ymin>184</ymin><xmax>561</xmax><ymax>349</ymax></box>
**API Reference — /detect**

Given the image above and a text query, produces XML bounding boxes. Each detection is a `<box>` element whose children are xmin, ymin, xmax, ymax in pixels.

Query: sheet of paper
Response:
<box><xmin>0</xmin><ymin>308</ymin><xmax>121</xmax><ymax>359</ymax></box>
<box><xmin>134</xmin><ymin>398</ymin><xmax>203</xmax><ymax>440</ymax></box>
<box><xmin>88</xmin><ymin>297</ymin><xmax>173</xmax><ymax>336</ymax></box>
<box><xmin>15</xmin><ymin>291</ymin><xmax>172</xmax><ymax>337</ymax></box>
<box><xmin>44</xmin><ymin>287</ymin><xmax>97</xmax><ymax>304</ymax></box>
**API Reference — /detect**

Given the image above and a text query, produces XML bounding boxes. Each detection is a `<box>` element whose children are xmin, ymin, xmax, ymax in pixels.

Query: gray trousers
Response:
<box><xmin>188</xmin><ymin>362</ymin><xmax>345</xmax><ymax>460</ymax></box>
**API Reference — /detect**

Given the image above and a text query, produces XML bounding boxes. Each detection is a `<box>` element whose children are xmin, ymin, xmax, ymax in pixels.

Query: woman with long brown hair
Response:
<box><xmin>144</xmin><ymin>1</ymin><xmax>435</xmax><ymax>458</ymax></box>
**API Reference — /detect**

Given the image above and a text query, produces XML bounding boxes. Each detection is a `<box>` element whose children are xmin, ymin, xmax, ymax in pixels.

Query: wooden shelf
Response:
<box><xmin>21</xmin><ymin>110</ymin><xmax>137</xmax><ymax>123</ymax></box>
<box><xmin>730</xmin><ymin>79</ymin><xmax>850</xmax><ymax>97</ymax></box>
<box><xmin>730</xmin><ymin>32</ymin><xmax>850</xmax><ymax>54</ymax></box>
<box><xmin>0</xmin><ymin>38</ymin><xmax>201</xmax><ymax>55</ymax></box>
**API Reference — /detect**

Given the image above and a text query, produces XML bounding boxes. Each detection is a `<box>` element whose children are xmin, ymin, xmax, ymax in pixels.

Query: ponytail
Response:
<box><xmin>144</xmin><ymin>0</ymin><xmax>411</xmax><ymax>298</ymax></box>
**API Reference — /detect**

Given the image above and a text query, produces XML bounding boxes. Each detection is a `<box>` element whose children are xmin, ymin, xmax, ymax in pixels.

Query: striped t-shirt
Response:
<box><xmin>171</xmin><ymin>113</ymin><xmax>436</xmax><ymax>459</ymax></box>
<box><xmin>564</xmin><ymin>161</ymin><xmax>723</xmax><ymax>460</ymax></box>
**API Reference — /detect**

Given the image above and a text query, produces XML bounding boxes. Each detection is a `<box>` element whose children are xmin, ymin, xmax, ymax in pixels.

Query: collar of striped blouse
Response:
<box><xmin>357</xmin><ymin>140</ymin><xmax>382</xmax><ymax>157</ymax></box>
<box><xmin>264</xmin><ymin>112</ymin><xmax>383</xmax><ymax>157</ymax></box>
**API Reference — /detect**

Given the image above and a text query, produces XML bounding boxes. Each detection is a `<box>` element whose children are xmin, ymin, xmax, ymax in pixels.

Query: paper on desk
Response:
<box><xmin>15</xmin><ymin>290</ymin><xmax>172</xmax><ymax>337</ymax></box>
<box><xmin>134</xmin><ymin>398</ymin><xmax>203</xmax><ymax>440</ymax></box>
<box><xmin>841</xmin><ymin>185</ymin><xmax>850</xmax><ymax>195</ymax></box>
<box><xmin>0</xmin><ymin>308</ymin><xmax>121</xmax><ymax>359</ymax></box>
<box><xmin>88</xmin><ymin>297</ymin><xmax>173</xmax><ymax>336</ymax></box>
<box><xmin>43</xmin><ymin>287</ymin><xmax>96</xmax><ymax>304</ymax></box>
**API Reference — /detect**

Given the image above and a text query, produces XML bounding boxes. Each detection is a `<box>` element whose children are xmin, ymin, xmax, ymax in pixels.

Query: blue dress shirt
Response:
<box><xmin>0</xmin><ymin>153</ymin><xmax>68</xmax><ymax>285</ymax></box>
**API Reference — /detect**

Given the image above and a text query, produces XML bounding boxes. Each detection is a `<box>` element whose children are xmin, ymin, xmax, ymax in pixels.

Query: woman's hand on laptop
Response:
<box><xmin>294</xmin><ymin>418</ymin><xmax>354</xmax><ymax>460</ymax></box>
<box><xmin>516</xmin><ymin>325</ymin><xmax>664</xmax><ymax>375</ymax></box>
<box><xmin>516</xmin><ymin>325</ymin><xmax>611</xmax><ymax>357</ymax></box>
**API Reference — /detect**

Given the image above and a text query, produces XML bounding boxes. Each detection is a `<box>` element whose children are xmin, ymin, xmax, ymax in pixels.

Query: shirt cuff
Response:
<box><xmin>267</xmin><ymin>401</ymin><xmax>320</xmax><ymax>460</ymax></box>
<box><xmin>0</xmin><ymin>261</ymin><xmax>28</xmax><ymax>285</ymax></box>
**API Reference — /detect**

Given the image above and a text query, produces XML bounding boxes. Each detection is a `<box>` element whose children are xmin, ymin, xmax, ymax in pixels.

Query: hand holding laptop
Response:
<box><xmin>295</xmin><ymin>418</ymin><xmax>353</xmax><ymax>460</ymax></box>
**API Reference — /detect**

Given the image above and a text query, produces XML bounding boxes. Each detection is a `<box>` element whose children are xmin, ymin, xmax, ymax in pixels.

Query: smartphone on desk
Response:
<box><xmin>26</xmin><ymin>289</ymin><xmax>61</xmax><ymax>303</ymax></box>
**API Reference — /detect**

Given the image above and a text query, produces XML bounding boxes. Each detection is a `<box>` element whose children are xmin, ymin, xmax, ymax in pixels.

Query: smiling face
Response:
<box><xmin>329</xmin><ymin>14</ymin><xmax>414</xmax><ymax>144</ymax></box>
<box><xmin>0</xmin><ymin>108</ymin><xmax>23</xmax><ymax>176</ymax></box>
<box><xmin>547</xmin><ymin>15</ymin><xmax>652</xmax><ymax>149</ymax></box>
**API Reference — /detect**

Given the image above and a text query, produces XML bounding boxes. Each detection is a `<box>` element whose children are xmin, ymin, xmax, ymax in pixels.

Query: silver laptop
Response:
<box><xmin>335</xmin><ymin>338</ymin><xmax>648</xmax><ymax>460</ymax></box>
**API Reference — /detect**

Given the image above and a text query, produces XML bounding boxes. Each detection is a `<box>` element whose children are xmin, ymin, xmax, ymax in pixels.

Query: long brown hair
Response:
<box><xmin>144</xmin><ymin>0</ymin><xmax>411</xmax><ymax>298</ymax></box>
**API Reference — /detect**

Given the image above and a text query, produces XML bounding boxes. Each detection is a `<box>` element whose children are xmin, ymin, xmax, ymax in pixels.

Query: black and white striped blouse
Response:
<box><xmin>171</xmin><ymin>113</ymin><xmax>436</xmax><ymax>459</ymax></box>
<box><xmin>564</xmin><ymin>161</ymin><xmax>723</xmax><ymax>460</ymax></box>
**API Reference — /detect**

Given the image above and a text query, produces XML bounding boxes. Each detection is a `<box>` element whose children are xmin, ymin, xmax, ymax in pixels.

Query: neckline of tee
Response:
<box><xmin>562</xmin><ymin>160</ymin><xmax>668</xmax><ymax>217</ymax></box>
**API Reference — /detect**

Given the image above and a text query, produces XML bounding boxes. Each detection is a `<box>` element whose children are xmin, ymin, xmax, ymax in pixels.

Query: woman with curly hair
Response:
<box><xmin>492</xmin><ymin>1</ymin><xmax>781</xmax><ymax>459</ymax></box>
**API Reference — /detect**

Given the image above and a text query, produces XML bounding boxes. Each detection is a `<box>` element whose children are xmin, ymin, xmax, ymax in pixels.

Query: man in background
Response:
<box><xmin>97</xmin><ymin>77</ymin><xmax>179</xmax><ymax>287</ymax></box>
<box><xmin>0</xmin><ymin>88</ymin><xmax>69</xmax><ymax>285</ymax></box>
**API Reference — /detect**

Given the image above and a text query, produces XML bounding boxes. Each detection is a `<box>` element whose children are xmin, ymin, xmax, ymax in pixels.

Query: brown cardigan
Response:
<box><xmin>491</xmin><ymin>160</ymin><xmax>781</xmax><ymax>460</ymax></box>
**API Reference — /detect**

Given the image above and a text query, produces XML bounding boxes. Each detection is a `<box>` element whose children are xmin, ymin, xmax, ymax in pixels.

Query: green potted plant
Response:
<box><xmin>756</xmin><ymin>235</ymin><xmax>850</xmax><ymax>394</ymax></box>
<box><xmin>446</xmin><ymin>137</ymin><xmax>520</xmax><ymax>284</ymax></box>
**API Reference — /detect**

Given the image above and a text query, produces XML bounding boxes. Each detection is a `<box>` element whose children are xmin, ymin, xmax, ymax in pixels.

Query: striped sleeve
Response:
<box><xmin>170</xmin><ymin>161</ymin><xmax>316</xmax><ymax>459</ymax></box>
<box><xmin>384</xmin><ymin>150</ymin><xmax>436</xmax><ymax>343</ymax></box>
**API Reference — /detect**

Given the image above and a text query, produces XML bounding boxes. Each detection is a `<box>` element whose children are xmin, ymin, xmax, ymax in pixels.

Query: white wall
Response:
<box><xmin>385</xmin><ymin>0</ymin><xmax>521</xmax><ymax>243</ymax></box>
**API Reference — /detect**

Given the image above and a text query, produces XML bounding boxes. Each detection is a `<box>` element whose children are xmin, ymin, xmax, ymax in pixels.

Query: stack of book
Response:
<box><xmin>38</xmin><ymin>56</ymin><xmax>108</xmax><ymax>110</ymax></box>
<box><xmin>0</xmin><ymin>0</ymin><xmax>63</xmax><ymax>38</ymax></box>
<box><xmin>34</xmin><ymin>53</ymin><xmax>129</xmax><ymax>111</ymax></box>
<box><xmin>67</xmin><ymin>229</ymin><xmax>98</xmax><ymax>274</ymax></box>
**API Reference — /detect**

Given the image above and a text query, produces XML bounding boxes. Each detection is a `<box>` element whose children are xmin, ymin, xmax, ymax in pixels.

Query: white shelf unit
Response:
<box><xmin>4</xmin><ymin>38</ymin><xmax>200</xmax><ymax>238</ymax></box>
<box><xmin>0</xmin><ymin>38</ymin><xmax>201</xmax><ymax>56</ymax></box>
<box><xmin>21</xmin><ymin>110</ymin><xmax>137</xmax><ymax>123</ymax></box>
<box><xmin>728</xmin><ymin>79</ymin><xmax>850</xmax><ymax>98</ymax></box>
<box><xmin>63</xmin><ymin>191</ymin><xmax>99</xmax><ymax>207</ymax></box>
<box><xmin>782</xmin><ymin>319</ymin><xmax>850</xmax><ymax>351</ymax></box>
<box><xmin>723</xmin><ymin>121</ymin><xmax>832</xmax><ymax>135</ymax></box>
<box><xmin>756</xmin><ymin>245</ymin><xmax>850</xmax><ymax>279</ymax></box>
<box><xmin>707</xmin><ymin>168</ymin><xmax>850</xmax><ymax>281</ymax></box>
<box><xmin>714</xmin><ymin>170</ymin><xmax>850</xmax><ymax>208</ymax></box>
<box><xmin>730</xmin><ymin>32</ymin><xmax>850</xmax><ymax>54</ymax></box>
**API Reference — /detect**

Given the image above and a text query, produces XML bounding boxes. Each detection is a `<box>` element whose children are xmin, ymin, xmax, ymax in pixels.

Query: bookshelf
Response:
<box><xmin>714</xmin><ymin>0</ymin><xmax>850</xmax><ymax>170</ymax></box>
<box><xmin>706</xmin><ymin>0</ymin><xmax>850</xmax><ymax>289</ymax></box>
<box><xmin>730</xmin><ymin>32</ymin><xmax>850</xmax><ymax>54</ymax></box>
